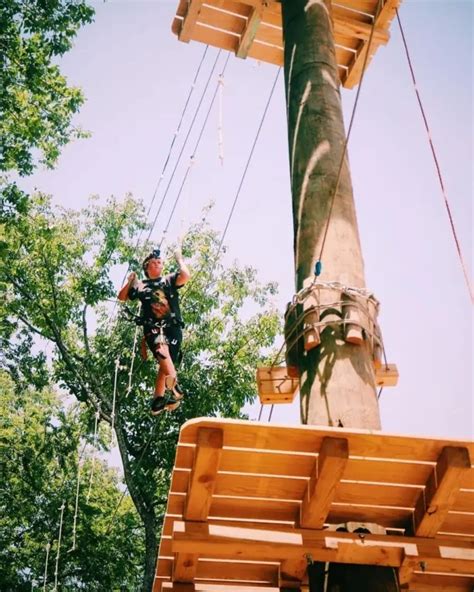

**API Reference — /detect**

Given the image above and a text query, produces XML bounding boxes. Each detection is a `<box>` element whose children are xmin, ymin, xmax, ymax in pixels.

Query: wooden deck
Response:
<box><xmin>153</xmin><ymin>418</ymin><xmax>474</xmax><ymax>591</ymax></box>
<box><xmin>172</xmin><ymin>0</ymin><xmax>402</xmax><ymax>88</ymax></box>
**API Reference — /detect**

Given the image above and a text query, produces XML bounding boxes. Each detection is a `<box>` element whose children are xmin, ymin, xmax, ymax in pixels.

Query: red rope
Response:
<box><xmin>396</xmin><ymin>9</ymin><xmax>473</xmax><ymax>304</ymax></box>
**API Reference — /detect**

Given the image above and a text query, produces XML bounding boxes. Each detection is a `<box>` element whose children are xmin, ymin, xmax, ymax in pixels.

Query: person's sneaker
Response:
<box><xmin>150</xmin><ymin>393</ymin><xmax>181</xmax><ymax>416</ymax></box>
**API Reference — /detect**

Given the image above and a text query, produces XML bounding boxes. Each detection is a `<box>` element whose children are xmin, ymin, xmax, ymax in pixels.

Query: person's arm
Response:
<box><xmin>118</xmin><ymin>272</ymin><xmax>138</xmax><ymax>301</ymax></box>
<box><xmin>174</xmin><ymin>248</ymin><xmax>190</xmax><ymax>287</ymax></box>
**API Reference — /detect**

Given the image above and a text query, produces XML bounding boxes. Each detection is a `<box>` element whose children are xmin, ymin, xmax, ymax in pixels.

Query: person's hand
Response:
<box><xmin>128</xmin><ymin>271</ymin><xmax>137</xmax><ymax>284</ymax></box>
<box><xmin>174</xmin><ymin>248</ymin><xmax>184</xmax><ymax>264</ymax></box>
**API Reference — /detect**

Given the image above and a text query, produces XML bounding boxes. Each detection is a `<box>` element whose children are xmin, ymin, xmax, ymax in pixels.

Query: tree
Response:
<box><xmin>0</xmin><ymin>371</ymin><xmax>144</xmax><ymax>591</ymax></box>
<box><xmin>1</xmin><ymin>193</ymin><xmax>281</xmax><ymax>591</ymax></box>
<box><xmin>0</xmin><ymin>0</ymin><xmax>94</xmax><ymax>221</ymax></box>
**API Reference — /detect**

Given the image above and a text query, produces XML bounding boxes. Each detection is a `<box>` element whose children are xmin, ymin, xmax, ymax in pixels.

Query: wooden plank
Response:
<box><xmin>185</xmin><ymin>427</ymin><xmax>223</xmax><ymax>520</ymax></box>
<box><xmin>179</xmin><ymin>0</ymin><xmax>204</xmax><ymax>43</ymax></box>
<box><xmin>300</xmin><ymin>437</ymin><xmax>349</xmax><ymax>528</ymax></box>
<box><xmin>178</xmin><ymin>419</ymin><xmax>474</xmax><ymax>463</ymax></box>
<box><xmin>333</xmin><ymin>0</ymin><xmax>379</xmax><ymax>15</ymax></box>
<box><xmin>333</xmin><ymin>12</ymin><xmax>389</xmax><ymax>44</ymax></box>
<box><xmin>198</xmin><ymin>4</ymin><xmax>247</xmax><ymax>35</ymax></box>
<box><xmin>236</xmin><ymin>6</ymin><xmax>262</xmax><ymax>59</ymax></box>
<box><xmin>408</xmin><ymin>573</ymin><xmax>474</xmax><ymax>591</ymax></box>
<box><xmin>171</xmin><ymin>521</ymin><xmax>474</xmax><ymax>570</ymax></box>
<box><xmin>327</xmin><ymin>504</ymin><xmax>411</xmax><ymax>529</ymax></box>
<box><xmin>414</xmin><ymin>447</ymin><xmax>471</xmax><ymax>537</ymax></box>
<box><xmin>205</xmin><ymin>0</ymin><xmax>251</xmax><ymax>19</ymax></box>
<box><xmin>175</xmin><ymin>446</ymin><xmax>436</xmax><ymax>486</ymax></box>
<box><xmin>453</xmin><ymin>490</ymin><xmax>474</xmax><ymax>514</ymax></box>
<box><xmin>168</xmin><ymin>493</ymin><xmax>299</xmax><ymax>523</ymax></box>
<box><xmin>439</xmin><ymin>512</ymin><xmax>474</xmax><ymax>537</ymax></box>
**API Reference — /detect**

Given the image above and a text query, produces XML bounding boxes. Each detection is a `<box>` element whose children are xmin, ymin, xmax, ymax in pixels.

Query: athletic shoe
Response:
<box><xmin>150</xmin><ymin>393</ymin><xmax>181</xmax><ymax>416</ymax></box>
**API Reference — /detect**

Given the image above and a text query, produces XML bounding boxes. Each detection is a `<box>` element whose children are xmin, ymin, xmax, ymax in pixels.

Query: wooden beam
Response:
<box><xmin>300</xmin><ymin>437</ymin><xmax>348</xmax><ymax>528</ymax></box>
<box><xmin>173</xmin><ymin>553</ymin><xmax>198</xmax><ymax>583</ymax></box>
<box><xmin>185</xmin><ymin>427</ymin><xmax>223</xmax><ymax>520</ymax></box>
<box><xmin>236</xmin><ymin>6</ymin><xmax>262</xmax><ymax>59</ymax></box>
<box><xmin>343</xmin><ymin>0</ymin><xmax>400</xmax><ymax>88</ymax></box>
<box><xmin>174</xmin><ymin>428</ymin><xmax>223</xmax><ymax>582</ymax></box>
<box><xmin>179</xmin><ymin>0</ymin><xmax>204</xmax><ymax>43</ymax></box>
<box><xmin>279</xmin><ymin>557</ymin><xmax>307</xmax><ymax>589</ymax></box>
<box><xmin>413</xmin><ymin>446</ymin><xmax>471</xmax><ymax>537</ymax></box>
<box><xmin>172</xmin><ymin>521</ymin><xmax>474</xmax><ymax>573</ymax></box>
<box><xmin>333</xmin><ymin>15</ymin><xmax>389</xmax><ymax>44</ymax></box>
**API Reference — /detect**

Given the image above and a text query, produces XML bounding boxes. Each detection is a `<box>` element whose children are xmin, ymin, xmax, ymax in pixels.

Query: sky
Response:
<box><xmin>19</xmin><ymin>0</ymin><xmax>473</xmax><ymax>445</ymax></box>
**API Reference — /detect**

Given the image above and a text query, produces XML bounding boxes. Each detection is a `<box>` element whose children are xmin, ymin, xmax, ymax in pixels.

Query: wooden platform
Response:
<box><xmin>172</xmin><ymin>0</ymin><xmax>402</xmax><ymax>88</ymax></box>
<box><xmin>153</xmin><ymin>418</ymin><xmax>474</xmax><ymax>591</ymax></box>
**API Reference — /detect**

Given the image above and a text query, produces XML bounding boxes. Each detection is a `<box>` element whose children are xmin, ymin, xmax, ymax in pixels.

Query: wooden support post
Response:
<box><xmin>279</xmin><ymin>558</ymin><xmax>307</xmax><ymax>590</ymax></box>
<box><xmin>178</xmin><ymin>0</ymin><xmax>203</xmax><ymax>43</ymax></box>
<box><xmin>174</xmin><ymin>428</ymin><xmax>223</xmax><ymax>582</ymax></box>
<box><xmin>236</xmin><ymin>5</ymin><xmax>262</xmax><ymax>59</ymax></box>
<box><xmin>413</xmin><ymin>446</ymin><xmax>471</xmax><ymax>537</ymax></box>
<box><xmin>300</xmin><ymin>437</ymin><xmax>348</xmax><ymax>528</ymax></box>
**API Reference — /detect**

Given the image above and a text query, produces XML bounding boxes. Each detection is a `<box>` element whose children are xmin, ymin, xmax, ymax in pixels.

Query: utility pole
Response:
<box><xmin>281</xmin><ymin>0</ymin><xmax>397</xmax><ymax>590</ymax></box>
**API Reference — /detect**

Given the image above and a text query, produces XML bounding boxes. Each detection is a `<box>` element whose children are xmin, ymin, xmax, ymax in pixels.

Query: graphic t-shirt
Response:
<box><xmin>128</xmin><ymin>273</ymin><xmax>182</xmax><ymax>325</ymax></box>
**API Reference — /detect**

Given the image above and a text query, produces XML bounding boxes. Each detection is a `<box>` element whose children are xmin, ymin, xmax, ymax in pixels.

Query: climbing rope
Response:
<box><xmin>218</xmin><ymin>73</ymin><xmax>225</xmax><ymax>165</ymax></box>
<box><xmin>52</xmin><ymin>501</ymin><xmax>65</xmax><ymax>592</ymax></box>
<box><xmin>42</xmin><ymin>542</ymin><xmax>51</xmax><ymax>592</ymax></box>
<box><xmin>86</xmin><ymin>410</ymin><xmax>100</xmax><ymax>502</ymax></box>
<box><xmin>317</xmin><ymin>0</ymin><xmax>382</xmax><ymax>268</ymax></box>
<box><xmin>158</xmin><ymin>52</ymin><xmax>231</xmax><ymax>250</ymax></box>
<box><xmin>396</xmin><ymin>9</ymin><xmax>473</xmax><ymax>304</ymax></box>
<box><xmin>182</xmin><ymin>66</ymin><xmax>282</xmax><ymax>299</ymax></box>
<box><xmin>69</xmin><ymin>443</ymin><xmax>87</xmax><ymax>552</ymax></box>
<box><xmin>140</xmin><ymin>45</ymin><xmax>210</xmax><ymax>246</ymax></box>
<box><xmin>110</xmin><ymin>358</ymin><xmax>121</xmax><ymax>447</ymax></box>
<box><xmin>146</xmin><ymin>49</ymin><xmax>224</xmax><ymax>249</ymax></box>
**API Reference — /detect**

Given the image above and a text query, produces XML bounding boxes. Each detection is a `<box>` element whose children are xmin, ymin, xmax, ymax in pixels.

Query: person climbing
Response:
<box><xmin>118</xmin><ymin>246</ymin><xmax>190</xmax><ymax>415</ymax></box>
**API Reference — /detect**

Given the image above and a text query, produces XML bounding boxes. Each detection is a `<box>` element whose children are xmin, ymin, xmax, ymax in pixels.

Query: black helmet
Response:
<box><xmin>142</xmin><ymin>248</ymin><xmax>161</xmax><ymax>277</ymax></box>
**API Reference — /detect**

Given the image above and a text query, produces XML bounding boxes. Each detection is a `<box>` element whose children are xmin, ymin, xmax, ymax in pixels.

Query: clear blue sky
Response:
<box><xmin>20</xmin><ymin>0</ymin><xmax>473</xmax><ymax>441</ymax></box>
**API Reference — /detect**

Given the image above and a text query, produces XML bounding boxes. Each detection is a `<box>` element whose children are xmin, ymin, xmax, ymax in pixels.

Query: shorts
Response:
<box><xmin>145</xmin><ymin>324</ymin><xmax>182</xmax><ymax>364</ymax></box>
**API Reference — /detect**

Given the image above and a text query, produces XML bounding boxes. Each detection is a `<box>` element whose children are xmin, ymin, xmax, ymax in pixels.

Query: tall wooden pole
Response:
<box><xmin>281</xmin><ymin>0</ymin><xmax>380</xmax><ymax>430</ymax></box>
<box><xmin>281</xmin><ymin>1</ymin><xmax>397</xmax><ymax>590</ymax></box>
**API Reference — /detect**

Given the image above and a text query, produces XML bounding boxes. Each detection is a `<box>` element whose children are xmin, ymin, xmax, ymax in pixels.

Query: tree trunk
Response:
<box><xmin>116</xmin><ymin>421</ymin><xmax>158</xmax><ymax>592</ymax></box>
<box><xmin>281</xmin><ymin>0</ymin><xmax>397</xmax><ymax>590</ymax></box>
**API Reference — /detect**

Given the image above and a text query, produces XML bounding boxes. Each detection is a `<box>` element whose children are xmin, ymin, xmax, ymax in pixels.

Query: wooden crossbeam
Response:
<box><xmin>300</xmin><ymin>436</ymin><xmax>349</xmax><ymax>528</ymax></box>
<box><xmin>236</xmin><ymin>6</ymin><xmax>262</xmax><ymax>59</ymax></box>
<box><xmin>413</xmin><ymin>446</ymin><xmax>471</xmax><ymax>537</ymax></box>
<box><xmin>178</xmin><ymin>0</ymin><xmax>204</xmax><ymax>43</ymax></box>
<box><xmin>343</xmin><ymin>0</ymin><xmax>400</xmax><ymax>88</ymax></box>
<box><xmin>185</xmin><ymin>427</ymin><xmax>223</xmax><ymax>520</ymax></box>
<box><xmin>174</xmin><ymin>428</ymin><xmax>223</xmax><ymax>582</ymax></box>
<box><xmin>172</xmin><ymin>521</ymin><xmax>474</xmax><ymax>573</ymax></box>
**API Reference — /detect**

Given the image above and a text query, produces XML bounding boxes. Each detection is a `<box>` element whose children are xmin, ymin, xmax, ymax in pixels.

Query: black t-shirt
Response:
<box><xmin>128</xmin><ymin>272</ymin><xmax>183</xmax><ymax>325</ymax></box>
